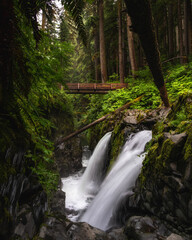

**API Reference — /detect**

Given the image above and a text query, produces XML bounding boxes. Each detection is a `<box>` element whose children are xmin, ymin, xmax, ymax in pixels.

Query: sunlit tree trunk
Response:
<box><xmin>42</xmin><ymin>11</ymin><xmax>46</xmax><ymax>30</ymax></box>
<box><xmin>99</xmin><ymin>0</ymin><xmax>108</xmax><ymax>83</ymax></box>
<box><xmin>126</xmin><ymin>14</ymin><xmax>138</xmax><ymax>76</ymax></box>
<box><xmin>118</xmin><ymin>0</ymin><xmax>124</xmax><ymax>83</ymax></box>
<box><xmin>124</xmin><ymin>0</ymin><xmax>170</xmax><ymax>107</ymax></box>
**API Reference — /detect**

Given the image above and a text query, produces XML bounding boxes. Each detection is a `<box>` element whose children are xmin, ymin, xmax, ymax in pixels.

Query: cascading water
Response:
<box><xmin>80</xmin><ymin>130</ymin><xmax>152</xmax><ymax>231</ymax></box>
<box><xmin>62</xmin><ymin>132</ymin><xmax>112</xmax><ymax>221</ymax></box>
<box><xmin>79</xmin><ymin>132</ymin><xmax>112</xmax><ymax>195</ymax></box>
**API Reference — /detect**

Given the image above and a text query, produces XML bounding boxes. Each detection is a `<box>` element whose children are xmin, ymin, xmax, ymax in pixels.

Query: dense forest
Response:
<box><xmin>0</xmin><ymin>0</ymin><xmax>192</xmax><ymax>239</ymax></box>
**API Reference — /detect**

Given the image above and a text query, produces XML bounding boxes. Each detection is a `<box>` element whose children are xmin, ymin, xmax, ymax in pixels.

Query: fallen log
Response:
<box><xmin>56</xmin><ymin>95</ymin><xmax>143</xmax><ymax>144</ymax></box>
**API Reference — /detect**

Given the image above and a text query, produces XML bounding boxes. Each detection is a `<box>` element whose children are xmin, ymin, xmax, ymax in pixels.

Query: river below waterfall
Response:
<box><xmin>62</xmin><ymin>130</ymin><xmax>152</xmax><ymax>231</ymax></box>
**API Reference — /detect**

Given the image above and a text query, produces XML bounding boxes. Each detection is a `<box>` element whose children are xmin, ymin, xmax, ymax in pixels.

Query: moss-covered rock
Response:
<box><xmin>130</xmin><ymin>95</ymin><xmax>192</xmax><ymax>234</ymax></box>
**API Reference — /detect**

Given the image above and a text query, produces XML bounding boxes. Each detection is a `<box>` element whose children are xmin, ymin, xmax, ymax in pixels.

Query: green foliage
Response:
<box><xmin>83</xmin><ymin>62</ymin><xmax>192</xmax><ymax>124</ymax></box>
<box><xmin>3</xmin><ymin>3</ymin><xmax>75</xmax><ymax>196</ymax></box>
<box><xmin>168</xmin><ymin>106</ymin><xmax>187</xmax><ymax>129</ymax></box>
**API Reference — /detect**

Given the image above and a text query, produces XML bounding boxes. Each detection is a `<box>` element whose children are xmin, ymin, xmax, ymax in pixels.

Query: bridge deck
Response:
<box><xmin>64</xmin><ymin>83</ymin><xmax>128</xmax><ymax>94</ymax></box>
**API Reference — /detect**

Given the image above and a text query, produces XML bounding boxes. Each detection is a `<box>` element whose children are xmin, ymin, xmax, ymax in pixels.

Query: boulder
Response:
<box><xmin>166</xmin><ymin>233</ymin><xmax>184</xmax><ymax>240</ymax></box>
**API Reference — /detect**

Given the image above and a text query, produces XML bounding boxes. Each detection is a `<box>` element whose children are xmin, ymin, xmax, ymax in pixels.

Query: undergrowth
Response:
<box><xmin>83</xmin><ymin>62</ymin><xmax>192</xmax><ymax>123</ymax></box>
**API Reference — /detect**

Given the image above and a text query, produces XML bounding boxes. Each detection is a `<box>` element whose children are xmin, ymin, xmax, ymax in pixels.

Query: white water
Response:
<box><xmin>80</xmin><ymin>130</ymin><xmax>152</xmax><ymax>230</ymax></box>
<box><xmin>62</xmin><ymin>132</ymin><xmax>112</xmax><ymax>221</ymax></box>
<box><xmin>62</xmin><ymin>130</ymin><xmax>152</xmax><ymax>230</ymax></box>
<box><xmin>79</xmin><ymin>132</ymin><xmax>112</xmax><ymax>195</ymax></box>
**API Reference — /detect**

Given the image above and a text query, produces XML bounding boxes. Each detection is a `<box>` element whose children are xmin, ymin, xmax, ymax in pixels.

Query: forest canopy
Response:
<box><xmin>0</xmin><ymin>0</ymin><xmax>191</xmax><ymax>192</ymax></box>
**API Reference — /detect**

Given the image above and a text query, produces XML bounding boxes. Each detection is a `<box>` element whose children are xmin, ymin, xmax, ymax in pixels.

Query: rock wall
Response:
<box><xmin>0</xmin><ymin>148</ymin><xmax>47</xmax><ymax>240</ymax></box>
<box><xmin>127</xmin><ymin>94</ymin><xmax>192</xmax><ymax>236</ymax></box>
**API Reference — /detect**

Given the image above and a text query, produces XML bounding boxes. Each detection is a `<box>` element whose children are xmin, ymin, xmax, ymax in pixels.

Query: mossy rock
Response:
<box><xmin>184</xmin><ymin>124</ymin><xmax>192</xmax><ymax>162</ymax></box>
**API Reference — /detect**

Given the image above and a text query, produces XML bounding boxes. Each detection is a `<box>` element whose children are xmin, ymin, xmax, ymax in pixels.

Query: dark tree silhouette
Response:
<box><xmin>124</xmin><ymin>0</ymin><xmax>170</xmax><ymax>107</ymax></box>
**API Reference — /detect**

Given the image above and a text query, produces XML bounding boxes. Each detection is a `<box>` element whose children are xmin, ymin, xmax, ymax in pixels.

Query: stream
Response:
<box><xmin>61</xmin><ymin>130</ymin><xmax>152</xmax><ymax>231</ymax></box>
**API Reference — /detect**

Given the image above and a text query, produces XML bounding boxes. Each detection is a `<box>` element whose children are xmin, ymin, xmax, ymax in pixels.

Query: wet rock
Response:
<box><xmin>166</xmin><ymin>233</ymin><xmax>184</xmax><ymax>240</ymax></box>
<box><xmin>14</xmin><ymin>205</ymin><xmax>36</xmax><ymax>239</ymax></box>
<box><xmin>39</xmin><ymin>217</ymin><xmax>68</xmax><ymax>240</ymax></box>
<box><xmin>108</xmin><ymin>228</ymin><xmax>128</xmax><ymax>240</ymax></box>
<box><xmin>50</xmin><ymin>190</ymin><xmax>65</xmax><ymax>216</ymax></box>
<box><xmin>55</xmin><ymin>137</ymin><xmax>82</xmax><ymax>178</ymax></box>
<box><xmin>164</xmin><ymin>132</ymin><xmax>187</xmax><ymax>145</ymax></box>
<box><xmin>124</xmin><ymin>215</ymin><xmax>176</xmax><ymax>240</ymax></box>
<box><xmin>67</xmin><ymin>222</ymin><xmax>109</xmax><ymax>240</ymax></box>
<box><xmin>66</xmin><ymin>222</ymin><xmax>128</xmax><ymax>240</ymax></box>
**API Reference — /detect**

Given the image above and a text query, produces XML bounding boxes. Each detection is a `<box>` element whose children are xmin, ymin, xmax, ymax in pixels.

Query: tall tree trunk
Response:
<box><xmin>178</xmin><ymin>0</ymin><xmax>184</xmax><ymax>63</ymax></box>
<box><xmin>94</xmin><ymin>2</ymin><xmax>100</xmax><ymax>82</ymax></box>
<box><xmin>0</xmin><ymin>0</ymin><xmax>14</xmax><ymax>112</ymax></box>
<box><xmin>126</xmin><ymin>14</ymin><xmax>138</xmax><ymax>75</ymax></box>
<box><xmin>99</xmin><ymin>0</ymin><xmax>108</xmax><ymax>83</ymax></box>
<box><xmin>118</xmin><ymin>0</ymin><xmax>124</xmax><ymax>83</ymax></box>
<box><xmin>124</xmin><ymin>0</ymin><xmax>170</xmax><ymax>107</ymax></box>
<box><xmin>188</xmin><ymin>0</ymin><xmax>192</xmax><ymax>54</ymax></box>
<box><xmin>168</xmin><ymin>3</ymin><xmax>174</xmax><ymax>57</ymax></box>
<box><xmin>184</xmin><ymin>0</ymin><xmax>190</xmax><ymax>57</ymax></box>
<box><xmin>42</xmin><ymin>11</ymin><xmax>46</xmax><ymax>30</ymax></box>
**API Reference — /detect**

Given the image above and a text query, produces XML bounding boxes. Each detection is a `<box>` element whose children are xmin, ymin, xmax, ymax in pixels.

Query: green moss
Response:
<box><xmin>153</xmin><ymin>121</ymin><xmax>165</xmax><ymax>136</ymax></box>
<box><xmin>109</xmin><ymin>123</ymin><xmax>124</xmax><ymax>169</ymax></box>
<box><xmin>184</xmin><ymin>125</ymin><xmax>192</xmax><ymax>161</ymax></box>
<box><xmin>159</xmin><ymin>138</ymin><xmax>174</xmax><ymax>163</ymax></box>
<box><xmin>141</xmin><ymin>137</ymin><xmax>175</xmax><ymax>186</ymax></box>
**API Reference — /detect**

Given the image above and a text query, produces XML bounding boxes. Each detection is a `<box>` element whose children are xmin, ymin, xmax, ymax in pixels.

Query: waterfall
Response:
<box><xmin>79</xmin><ymin>132</ymin><xmax>112</xmax><ymax>195</ymax></box>
<box><xmin>80</xmin><ymin>130</ymin><xmax>152</xmax><ymax>231</ymax></box>
<box><xmin>62</xmin><ymin>132</ymin><xmax>112</xmax><ymax>221</ymax></box>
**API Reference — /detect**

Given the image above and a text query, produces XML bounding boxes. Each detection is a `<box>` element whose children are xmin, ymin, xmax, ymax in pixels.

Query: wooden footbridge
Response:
<box><xmin>63</xmin><ymin>83</ymin><xmax>128</xmax><ymax>94</ymax></box>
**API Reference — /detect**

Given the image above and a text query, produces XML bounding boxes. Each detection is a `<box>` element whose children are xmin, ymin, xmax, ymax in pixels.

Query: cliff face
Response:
<box><xmin>0</xmin><ymin>147</ymin><xmax>47</xmax><ymax>240</ymax></box>
<box><xmin>0</xmin><ymin>107</ymin><xmax>82</xmax><ymax>239</ymax></box>
<box><xmin>129</xmin><ymin>94</ymin><xmax>192</xmax><ymax>234</ymax></box>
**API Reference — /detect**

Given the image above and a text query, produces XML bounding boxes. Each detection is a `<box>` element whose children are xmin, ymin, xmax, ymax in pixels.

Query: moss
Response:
<box><xmin>0</xmin><ymin>162</ymin><xmax>16</xmax><ymax>184</ymax></box>
<box><xmin>153</xmin><ymin>121</ymin><xmax>165</xmax><ymax>136</ymax></box>
<box><xmin>108</xmin><ymin>123</ymin><xmax>124</xmax><ymax>169</ymax></box>
<box><xmin>140</xmin><ymin>137</ymin><xmax>175</xmax><ymax>186</ymax></box>
<box><xmin>159</xmin><ymin>138</ymin><xmax>174</xmax><ymax>163</ymax></box>
<box><xmin>184</xmin><ymin>125</ymin><xmax>192</xmax><ymax>161</ymax></box>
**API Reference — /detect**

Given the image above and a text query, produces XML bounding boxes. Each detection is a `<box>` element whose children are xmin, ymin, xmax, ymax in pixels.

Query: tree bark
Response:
<box><xmin>126</xmin><ymin>14</ymin><xmax>138</xmax><ymax>75</ymax></box>
<box><xmin>99</xmin><ymin>0</ymin><xmax>108</xmax><ymax>83</ymax></box>
<box><xmin>42</xmin><ymin>11</ymin><xmax>46</xmax><ymax>30</ymax></box>
<box><xmin>93</xmin><ymin>2</ymin><xmax>100</xmax><ymax>82</ymax></box>
<box><xmin>118</xmin><ymin>0</ymin><xmax>124</xmax><ymax>83</ymax></box>
<box><xmin>56</xmin><ymin>95</ymin><xmax>143</xmax><ymax>144</ymax></box>
<box><xmin>0</xmin><ymin>0</ymin><xmax>14</xmax><ymax>112</ymax></box>
<box><xmin>184</xmin><ymin>0</ymin><xmax>190</xmax><ymax>57</ymax></box>
<box><xmin>124</xmin><ymin>0</ymin><xmax>170</xmax><ymax>107</ymax></box>
<box><xmin>178</xmin><ymin>0</ymin><xmax>184</xmax><ymax>63</ymax></box>
<box><xmin>168</xmin><ymin>3</ymin><xmax>174</xmax><ymax>57</ymax></box>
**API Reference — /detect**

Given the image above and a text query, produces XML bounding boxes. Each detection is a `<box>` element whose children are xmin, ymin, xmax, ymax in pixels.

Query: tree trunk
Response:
<box><xmin>168</xmin><ymin>3</ymin><xmax>174</xmax><ymax>57</ymax></box>
<box><xmin>0</xmin><ymin>0</ymin><xmax>14</xmax><ymax>112</ymax></box>
<box><xmin>188</xmin><ymin>0</ymin><xmax>192</xmax><ymax>54</ymax></box>
<box><xmin>124</xmin><ymin>0</ymin><xmax>170</xmax><ymax>107</ymax></box>
<box><xmin>126</xmin><ymin>14</ymin><xmax>138</xmax><ymax>75</ymax></box>
<box><xmin>99</xmin><ymin>0</ymin><xmax>108</xmax><ymax>83</ymax></box>
<box><xmin>56</xmin><ymin>95</ymin><xmax>143</xmax><ymax>144</ymax></box>
<box><xmin>184</xmin><ymin>0</ymin><xmax>190</xmax><ymax>57</ymax></box>
<box><xmin>42</xmin><ymin>11</ymin><xmax>46</xmax><ymax>30</ymax></box>
<box><xmin>178</xmin><ymin>0</ymin><xmax>184</xmax><ymax>63</ymax></box>
<box><xmin>93</xmin><ymin>2</ymin><xmax>100</xmax><ymax>82</ymax></box>
<box><xmin>118</xmin><ymin>0</ymin><xmax>124</xmax><ymax>83</ymax></box>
